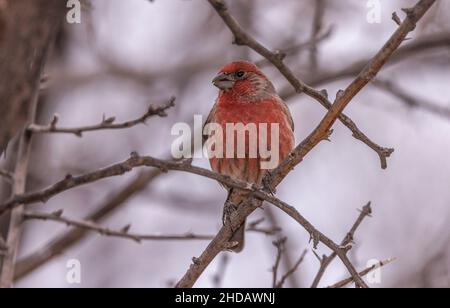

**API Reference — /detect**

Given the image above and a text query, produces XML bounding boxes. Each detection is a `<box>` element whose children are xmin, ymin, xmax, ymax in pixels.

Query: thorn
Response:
<box><xmin>121</xmin><ymin>224</ymin><xmax>131</xmax><ymax>234</ymax></box>
<box><xmin>232</xmin><ymin>36</ymin><xmax>244</xmax><ymax>46</ymax></box>
<box><xmin>361</xmin><ymin>202</ymin><xmax>373</xmax><ymax>215</ymax></box>
<box><xmin>50</xmin><ymin>114</ymin><xmax>59</xmax><ymax>128</ymax></box>
<box><xmin>192</xmin><ymin>257</ymin><xmax>201</xmax><ymax>265</ymax></box>
<box><xmin>320</xmin><ymin>89</ymin><xmax>329</xmax><ymax>98</ymax></box>
<box><xmin>64</xmin><ymin>174</ymin><xmax>73</xmax><ymax>181</ymax></box>
<box><xmin>401</xmin><ymin>7</ymin><xmax>415</xmax><ymax>17</ymax></box>
<box><xmin>130</xmin><ymin>151</ymin><xmax>139</xmax><ymax>159</ymax></box>
<box><xmin>323</xmin><ymin>129</ymin><xmax>333</xmax><ymax>142</ymax></box>
<box><xmin>392</xmin><ymin>12</ymin><xmax>402</xmax><ymax>25</ymax></box>
<box><xmin>336</xmin><ymin>89</ymin><xmax>345</xmax><ymax>100</ymax></box>
<box><xmin>51</xmin><ymin>209</ymin><xmax>64</xmax><ymax>217</ymax></box>
<box><xmin>309</xmin><ymin>231</ymin><xmax>320</xmax><ymax>249</ymax></box>
<box><xmin>103</xmin><ymin>116</ymin><xmax>116</xmax><ymax>124</ymax></box>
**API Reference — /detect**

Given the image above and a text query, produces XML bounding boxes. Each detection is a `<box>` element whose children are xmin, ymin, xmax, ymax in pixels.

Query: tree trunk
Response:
<box><xmin>0</xmin><ymin>0</ymin><xmax>66</xmax><ymax>154</ymax></box>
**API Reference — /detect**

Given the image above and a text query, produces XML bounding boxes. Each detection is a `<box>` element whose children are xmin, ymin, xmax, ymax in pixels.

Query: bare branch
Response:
<box><xmin>271</xmin><ymin>237</ymin><xmax>286</xmax><ymax>288</ymax></box>
<box><xmin>28</xmin><ymin>97</ymin><xmax>176</xmax><ymax>137</ymax></box>
<box><xmin>309</xmin><ymin>0</ymin><xmax>326</xmax><ymax>70</ymax></box>
<box><xmin>373</xmin><ymin>79</ymin><xmax>450</xmax><ymax>120</ymax></box>
<box><xmin>22</xmin><ymin>210</ymin><xmax>214</xmax><ymax>242</ymax></box>
<box><xmin>311</xmin><ymin>203</ymin><xmax>372</xmax><ymax>288</ymax></box>
<box><xmin>281</xmin><ymin>33</ymin><xmax>450</xmax><ymax>98</ymax></box>
<box><xmin>328</xmin><ymin>258</ymin><xmax>396</xmax><ymax>288</ymax></box>
<box><xmin>265</xmin><ymin>207</ymin><xmax>301</xmax><ymax>287</ymax></box>
<box><xmin>255</xmin><ymin>27</ymin><xmax>334</xmax><ymax>68</ymax></box>
<box><xmin>275</xmin><ymin>249</ymin><xmax>308</xmax><ymax>288</ymax></box>
<box><xmin>246</xmin><ymin>218</ymin><xmax>281</xmax><ymax>236</ymax></box>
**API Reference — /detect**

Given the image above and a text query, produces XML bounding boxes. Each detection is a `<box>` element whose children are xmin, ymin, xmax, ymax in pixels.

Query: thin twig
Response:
<box><xmin>255</xmin><ymin>27</ymin><xmax>333</xmax><ymax>68</ymax></box>
<box><xmin>309</xmin><ymin>0</ymin><xmax>325</xmax><ymax>71</ymax></box>
<box><xmin>328</xmin><ymin>258</ymin><xmax>396</xmax><ymax>288</ymax></box>
<box><xmin>28</xmin><ymin>97</ymin><xmax>175</xmax><ymax>137</ymax></box>
<box><xmin>271</xmin><ymin>237</ymin><xmax>286</xmax><ymax>288</ymax></box>
<box><xmin>311</xmin><ymin>203</ymin><xmax>372</xmax><ymax>288</ymax></box>
<box><xmin>275</xmin><ymin>249</ymin><xmax>308</xmax><ymax>288</ymax></box>
<box><xmin>22</xmin><ymin>210</ymin><xmax>214</xmax><ymax>243</ymax></box>
<box><xmin>265</xmin><ymin>207</ymin><xmax>300</xmax><ymax>287</ymax></box>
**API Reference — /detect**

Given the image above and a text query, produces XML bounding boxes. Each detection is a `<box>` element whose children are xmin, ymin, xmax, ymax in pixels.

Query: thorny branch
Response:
<box><xmin>23</xmin><ymin>210</ymin><xmax>215</xmax><ymax>243</ymax></box>
<box><xmin>28</xmin><ymin>97</ymin><xmax>175</xmax><ymax>137</ymax></box>
<box><xmin>311</xmin><ymin>203</ymin><xmax>372</xmax><ymax>288</ymax></box>
<box><xmin>174</xmin><ymin>0</ymin><xmax>436</xmax><ymax>289</ymax></box>
<box><xmin>328</xmin><ymin>258</ymin><xmax>396</xmax><ymax>288</ymax></box>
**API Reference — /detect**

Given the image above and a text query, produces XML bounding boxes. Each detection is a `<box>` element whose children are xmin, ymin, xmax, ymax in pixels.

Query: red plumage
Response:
<box><xmin>205</xmin><ymin>61</ymin><xmax>295</xmax><ymax>252</ymax></box>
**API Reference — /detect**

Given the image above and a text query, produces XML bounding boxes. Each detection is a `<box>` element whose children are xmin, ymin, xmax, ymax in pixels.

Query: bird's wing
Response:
<box><xmin>275</xmin><ymin>96</ymin><xmax>295</xmax><ymax>132</ymax></box>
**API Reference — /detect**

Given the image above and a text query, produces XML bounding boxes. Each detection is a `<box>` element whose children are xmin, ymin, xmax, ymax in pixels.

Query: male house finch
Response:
<box><xmin>204</xmin><ymin>60</ymin><xmax>295</xmax><ymax>252</ymax></box>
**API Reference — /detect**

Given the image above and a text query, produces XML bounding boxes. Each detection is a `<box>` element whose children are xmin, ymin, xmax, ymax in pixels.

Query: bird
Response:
<box><xmin>204</xmin><ymin>60</ymin><xmax>295</xmax><ymax>252</ymax></box>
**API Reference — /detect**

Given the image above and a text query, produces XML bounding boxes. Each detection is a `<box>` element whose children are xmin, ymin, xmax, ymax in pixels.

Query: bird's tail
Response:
<box><xmin>229</xmin><ymin>219</ymin><xmax>246</xmax><ymax>252</ymax></box>
<box><xmin>224</xmin><ymin>189</ymin><xmax>247</xmax><ymax>253</ymax></box>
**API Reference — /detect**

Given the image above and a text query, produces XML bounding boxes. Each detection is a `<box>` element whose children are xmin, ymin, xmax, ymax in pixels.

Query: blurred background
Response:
<box><xmin>1</xmin><ymin>0</ymin><xmax>450</xmax><ymax>288</ymax></box>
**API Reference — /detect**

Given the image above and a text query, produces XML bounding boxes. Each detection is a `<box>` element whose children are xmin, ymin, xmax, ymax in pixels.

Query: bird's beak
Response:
<box><xmin>212</xmin><ymin>73</ymin><xmax>234</xmax><ymax>90</ymax></box>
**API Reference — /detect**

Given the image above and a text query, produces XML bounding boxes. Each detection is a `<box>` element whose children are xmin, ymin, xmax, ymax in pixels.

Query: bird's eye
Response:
<box><xmin>235</xmin><ymin>71</ymin><xmax>245</xmax><ymax>78</ymax></box>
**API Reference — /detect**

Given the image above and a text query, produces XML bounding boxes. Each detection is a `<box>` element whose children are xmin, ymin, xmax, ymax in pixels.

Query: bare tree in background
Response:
<box><xmin>1</xmin><ymin>0</ymin><xmax>449</xmax><ymax>288</ymax></box>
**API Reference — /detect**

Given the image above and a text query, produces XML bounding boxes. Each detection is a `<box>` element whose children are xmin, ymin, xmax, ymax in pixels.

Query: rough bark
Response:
<box><xmin>0</xmin><ymin>0</ymin><xmax>66</xmax><ymax>154</ymax></box>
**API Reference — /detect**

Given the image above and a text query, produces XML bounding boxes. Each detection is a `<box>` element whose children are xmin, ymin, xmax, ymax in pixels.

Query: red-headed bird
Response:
<box><xmin>204</xmin><ymin>60</ymin><xmax>295</xmax><ymax>252</ymax></box>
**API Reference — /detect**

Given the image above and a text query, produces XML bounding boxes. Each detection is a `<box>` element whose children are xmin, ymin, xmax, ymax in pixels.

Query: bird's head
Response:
<box><xmin>212</xmin><ymin>60</ymin><xmax>275</xmax><ymax>101</ymax></box>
